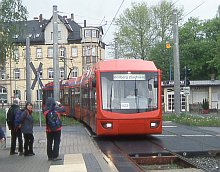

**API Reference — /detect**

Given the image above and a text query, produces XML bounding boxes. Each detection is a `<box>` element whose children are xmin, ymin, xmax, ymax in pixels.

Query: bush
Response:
<box><xmin>202</xmin><ymin>98</ymin><xmax>209</xmax><ymax>110</ymax></box>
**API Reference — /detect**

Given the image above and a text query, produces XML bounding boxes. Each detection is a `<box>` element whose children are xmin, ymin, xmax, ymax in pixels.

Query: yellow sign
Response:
<box><xmin>166</xmin><ymin>43</ymin><xmax>171</xmax><ymax>49</ymax></box>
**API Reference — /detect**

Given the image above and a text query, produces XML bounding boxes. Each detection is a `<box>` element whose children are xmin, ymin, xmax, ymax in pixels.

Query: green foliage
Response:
<box><xmin>163</xmin><ymin>113</ymin><xmax>220</xmax><ymax>127</ymax></box>
<box><xmin>202</xmin><ymin>98</ymin><xmax>209</xmax><ymax>110</ymax></box>
<box><xmin>179</xmin><ymin>17</ymin><xmax>220</xmax><ymax>80</ymax></box>
<box><xmin>0</xmin><ymin>0</ymin><xmax>28</xmax><ymax>64</ymax></box>
<box><xmin>114</xmin><ymin>2</ymin><xmax>151</xmax><ymax>59</ymax></box>
<box><xmin>114</xmin><ymin>1</ymin><xmax>183</xmax><ymax>60</ymax></box>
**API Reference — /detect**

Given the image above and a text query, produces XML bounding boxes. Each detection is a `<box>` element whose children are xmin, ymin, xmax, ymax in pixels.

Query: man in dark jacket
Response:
<box><xmin>6</xmin><ymin>98</ymin><xmax>23</xmax><ymax>155</ymax></box>
<box><xmin>44</xmin><ymin>98</ymin><xmax>65</xmax><ymax>161</ymax></box>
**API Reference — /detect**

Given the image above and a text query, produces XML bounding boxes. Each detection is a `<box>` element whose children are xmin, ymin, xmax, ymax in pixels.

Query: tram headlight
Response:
<box><xmin>101</xmin><ymin>122</ymin><xmax>113</xmax><ymax>129</ymax></box>
<box><xmin>150</xmin><ymin>121</ymin><xmax>160</xmax><ymax>128</ymax></box>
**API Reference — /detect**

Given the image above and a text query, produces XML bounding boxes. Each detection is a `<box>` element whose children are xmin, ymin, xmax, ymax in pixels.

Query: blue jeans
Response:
<box><xmin>46</xmin><ymin>130</ymin><xmax>61</xmax><ymax>159</ymax></box>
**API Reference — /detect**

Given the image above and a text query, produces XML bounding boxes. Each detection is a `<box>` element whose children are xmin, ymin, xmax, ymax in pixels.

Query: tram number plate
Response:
<box><xmin>121</xmin><ymin>103</ymin><xmax>130</xmax><ymax>109</ymax></box>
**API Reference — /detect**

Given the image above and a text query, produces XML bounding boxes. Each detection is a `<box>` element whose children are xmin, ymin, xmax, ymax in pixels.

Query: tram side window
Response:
<box><xmin>74</xmin><ymin>88</ymin><xmax>80</xmax><ymax>104</ymax></box>
<box><xmin>90</xmin><ymin>88</ymin><xmax>96</xmax><ymax>111</ymax></box>
<box><xmin>82</xmin><ymin>87</ymin><xmax>89</xmax><ymax>108</ymax></box>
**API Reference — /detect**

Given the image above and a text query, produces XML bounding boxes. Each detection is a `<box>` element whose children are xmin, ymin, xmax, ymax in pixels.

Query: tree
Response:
<box><xmin>149</xmin><ymin>1</ymin><xmax>183</xmax><ymax>80</ymax></box>
<box><xmin>114</xmin><ymin>2</ymin><xmax>152</xmax><ymax>59</ymax></box>
<box><xmin>179</xmin><ymin>17</ymin><xmax>220</xmax><ymax>80</ymax></box>
<box><xmin>114</xmin><ymin>1</ymin><xmax>183</xmax><ymax>80</ymax></box>
<box><xmin>0</xmin><ymin>0</ymin><xmax>28</xmax><ymax>64</ymax></box>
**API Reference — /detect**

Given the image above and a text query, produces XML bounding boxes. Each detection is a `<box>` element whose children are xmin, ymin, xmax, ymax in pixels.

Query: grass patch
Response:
<box><xmin>0</xmin><ymin>109</ymin><xmax>79</xmax><ymax>126</ymax></box>
<box><xmin>163</xmin><ymin>113</ymin><xmax>220</xmax><ymax>127</ymax></box>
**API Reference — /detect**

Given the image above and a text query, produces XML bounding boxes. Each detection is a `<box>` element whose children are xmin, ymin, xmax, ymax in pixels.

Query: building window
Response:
<box><xmin>85</xmin><ymin>46</ymin><xmax>90</xmax><ymax>56</ymax></box>
<box><xmin>48</xmin><ymin>68</ymin><xmax>53</xmax><ymax>79</ymax></box>
<box><xmin>47</xmin><ymin>47</ymin><xmax>53</xmax><ymax>58</ymax></box>
<box><xmin>59</xmin><ymin>47</ymin><xmax>65</xmax><ymax>57</ymax></box>
<box><xmin>60</xmin><ymin>68</ymin><xmax>64</xmax><ymax>78</ymax></box>
<box><xmin>14</xmin><ymin>68</ymin><xmax>20</xmax><ymax>79</ymax></box>
<box><xmin>85</xmin><ymin>30</ymin><xmax>91</xmax><ymax>37</ymax></box>
<box><xmin>0</xmin><ymin>86</ymin><xmax>7</xmax><ymax>103</ymax></box>
<box><xmin>92</xmin><ymin>30</ymin><xmax>97</xmax><ymax>38</ymax></box>
<box><xmin>14</xmin><ymin>48</ymin><xmax>19</xmax><ymax>61</ymax></box>
<box><xmin>72</xmin><ymin>67</ymin><xmax>78</xmax><ymax>78</ymax></box>
<box><xmin>13</xmin><ymin>90</ymin><xmax>21</xmax><ymax>99</ymax></box>
<box><xmin>71</xmin><ymin>47</ymin><xmax>78</xmax><ymax>57</ymax></box>
<box><xmin>36</xmin><ymin>48</ymin><xmax>42</xmax><ymax>59</ymax></box>
<box><xmin>36</xmin><ymin>89</ymin><xmax>42</xmax><ymax>101</ymax></box>
<box><xmin>92</xmin><ymin>47</ymin><xmax>96</xmax><ymax>56</ymax></box>
<box><xmin>86</xmin><ymin>56</ymin><xmax>91</xmax><ymax>64</ymax></box>
<box><xmin>1</xmin><ymin>71</ymin><xmax>5</xmax><ymax>80</ymax></box>
<box><xmin>92</xmin><ymin>56</ymin><xmax>96</xmax><ymax>63</ymax></box>
<box><xmin>51</xmin><ymin>31</ymin><xmax>61</xmax><ymax>40</ymax></box>
<box><xmin>58</xmin><ymin>31</ymin><xmax>61</xmax><ymax>40</ymax></box>
<box><xmin>51</xmin><ymin>32</ymin><xmax>53</xmax><ymax>40</ymax></box>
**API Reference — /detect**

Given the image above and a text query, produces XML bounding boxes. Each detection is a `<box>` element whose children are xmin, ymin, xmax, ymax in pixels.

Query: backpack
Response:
<box><xmin>6</xmin><ymin>106</ymin><xmax>17</xmax><ymax>130</ymax></box>
<box><xmin>14</xmin><ymin>109</ymin><xmax>25</xmax><ymax>128</ymax></box>
<box><xmin>46</xmin><ymin>110</ymin><xmax>62</xmax><ymax>131</ymax></box>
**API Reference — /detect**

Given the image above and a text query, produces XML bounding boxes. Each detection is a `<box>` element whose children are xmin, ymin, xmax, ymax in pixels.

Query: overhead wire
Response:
<box><xmin>182</xmin><ymin>1</ymin><xmax>206</xmax><ymax>19</ymax></box>
<box><xmin>102</xmin><ymin>0</ymin><xmax>125</xmax><ymax>41</ymax></box>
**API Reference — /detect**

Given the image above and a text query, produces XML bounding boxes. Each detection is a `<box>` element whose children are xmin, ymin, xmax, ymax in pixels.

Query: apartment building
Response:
<box><xmin>0</xmin><ymin>14</ymin><xmax>105</xmax><ymax>104</ymax></box>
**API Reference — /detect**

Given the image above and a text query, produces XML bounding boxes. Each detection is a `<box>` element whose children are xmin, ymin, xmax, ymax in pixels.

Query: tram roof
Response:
<box><xmin>93</xmin><ymin>59</ymin><xmax>157</xmax><ymax>71</ymax></box>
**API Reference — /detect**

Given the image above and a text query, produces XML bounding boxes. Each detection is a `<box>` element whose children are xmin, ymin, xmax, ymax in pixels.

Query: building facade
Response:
<box><xmin>0</xmin><ymin>14</ymin><xmax>105</xmax><ymax>104</ymax></box>
<box><xmin>163</xmin><ymin>80</ymin><xmax>220</xmax><ymax>113</ymax></box>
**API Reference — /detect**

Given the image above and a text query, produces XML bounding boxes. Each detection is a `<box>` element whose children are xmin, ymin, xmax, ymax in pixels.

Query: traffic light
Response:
<box><xmin>186</xmin><ymin>67</ymin><xmax>192</xmax><ymax>79</ymax></box>
<box><xmin>184</xmin><ymin>66</ymin><xmax>192</xmax><ymax>86</ymax></box>
<box><xmin>186</xmin><ymin>79</ymin><xmax>190</xmax><ymax>86</ymax></box>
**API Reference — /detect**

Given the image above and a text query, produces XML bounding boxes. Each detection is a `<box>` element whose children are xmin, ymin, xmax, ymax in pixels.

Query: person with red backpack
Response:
<box><xmin>43</xmin><ymin>98</ymin><xmax>65</xmax><ymax>161</ymax></box>
<box><xmin>6</xmin><ymin>98</ymin><xmax>23</xmax><ymax>155</ymax></box>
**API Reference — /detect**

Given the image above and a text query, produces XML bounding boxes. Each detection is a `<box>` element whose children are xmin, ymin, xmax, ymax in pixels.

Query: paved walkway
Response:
<box><xmin>0</xmin><ymin>125</ymin><xmax>118</xmax><ymax>172</ymax></box>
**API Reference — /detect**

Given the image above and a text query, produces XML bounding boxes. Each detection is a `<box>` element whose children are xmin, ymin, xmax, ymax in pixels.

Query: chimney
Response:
<box><xmin>39</xmin><ymin>14</ymin><xmax>43</xmax><ymax>22</ymax></box>
<box><xmin>71</xmin><ymin>13</ymin><xmax>74</xmax><ymax>21</ymax></box>
<box><xmin>84</xmin><ymin>20</ymin><xmax>86</xmax><ymax>27</ymax></box>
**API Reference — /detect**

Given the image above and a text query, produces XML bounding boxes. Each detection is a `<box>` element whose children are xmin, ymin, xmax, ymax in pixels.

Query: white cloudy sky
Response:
<box><xmin>22</xmin><ymin>0</ymin><xmax>219</xmax><ymax>57</ymax></box>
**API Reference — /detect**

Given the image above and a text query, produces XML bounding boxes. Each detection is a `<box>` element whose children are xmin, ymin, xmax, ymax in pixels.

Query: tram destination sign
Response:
<box><xmin>113</xmin><ymin>74</ymin><xmax>145</xmax><ymax>81</ymax></box>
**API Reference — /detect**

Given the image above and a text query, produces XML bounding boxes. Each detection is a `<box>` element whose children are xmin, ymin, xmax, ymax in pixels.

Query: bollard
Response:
<box><xmin>5</xmin><ymin>108</ymin><xmax>11</xmax><ymax>148</ymax></box>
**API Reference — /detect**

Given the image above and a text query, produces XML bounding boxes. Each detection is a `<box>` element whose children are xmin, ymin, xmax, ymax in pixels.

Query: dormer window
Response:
<box><xmin>51</xmin><ymin>31</ymin><xmax>61</xmax><ymax>40</ymax></box>
<box><xmin>85</xmin><ymin>30</ymin><xmax>91</xmax><ymax>37</ymax></box>
<box><xmin>92</xmin><ymin>30</ymin><xmax>98</xmax><ymax>38</ymax></box>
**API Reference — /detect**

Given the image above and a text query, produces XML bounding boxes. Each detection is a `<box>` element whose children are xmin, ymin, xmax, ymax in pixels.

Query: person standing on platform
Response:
<box><xmin>19</xmin><ymin>102</ymin><xmax>35</xmax><ymax>156</ymax></box>
<box><xmin>6</xmin><ymin>98</ymin><xmax>23</xmax><ymax>155</ymax></box>
<box><xmin>44</xmin><ymin>97</ymin><xmax>65</xmax><ymax>161</ymax></box>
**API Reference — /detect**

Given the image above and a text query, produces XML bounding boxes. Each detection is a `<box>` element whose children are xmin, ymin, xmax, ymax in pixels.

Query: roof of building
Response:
<box><xmin>12</xmin><ymin>15</ymin><xmax>83</xmax><ymax>44</ymax></box>
<box><xmin>162</xmin><ymin>80</ymin><xmax>220</xmax><ymax>87</ymax></box>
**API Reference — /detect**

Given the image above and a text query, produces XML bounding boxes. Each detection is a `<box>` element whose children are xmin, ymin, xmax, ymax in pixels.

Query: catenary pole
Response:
<box><xmin>26</xmin><ymin>36</ymin><xmax>32</xmax><ymax>102</ymax></box>
<box><xmin>173</xmin><ymin>10</ymin><xmax>181</xmax><ymax>114</ymax></box>
<box><xmin>53</xmin><ymin>5</ymin><xmax>60</xmax><ymax>102</ymax></box>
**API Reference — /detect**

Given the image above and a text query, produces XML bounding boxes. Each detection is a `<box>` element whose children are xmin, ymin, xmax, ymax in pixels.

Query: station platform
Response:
<box><xmin>0</xmin><ymin>125</ymin><xmax>118</xmax><ymax>172</ymax></box>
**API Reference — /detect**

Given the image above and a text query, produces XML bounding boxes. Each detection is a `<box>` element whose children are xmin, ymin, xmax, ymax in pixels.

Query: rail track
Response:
<box><xmin>94</xmin><ymin>134</ymin><xmax>220</xmax><ymax>172</ymax></box>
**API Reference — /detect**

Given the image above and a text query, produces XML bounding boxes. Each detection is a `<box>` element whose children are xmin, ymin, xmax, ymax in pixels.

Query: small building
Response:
<box><xmin>162</xmin><ymin>80</ymin><xmax>220</xmax><ymax>113</ymax></box>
